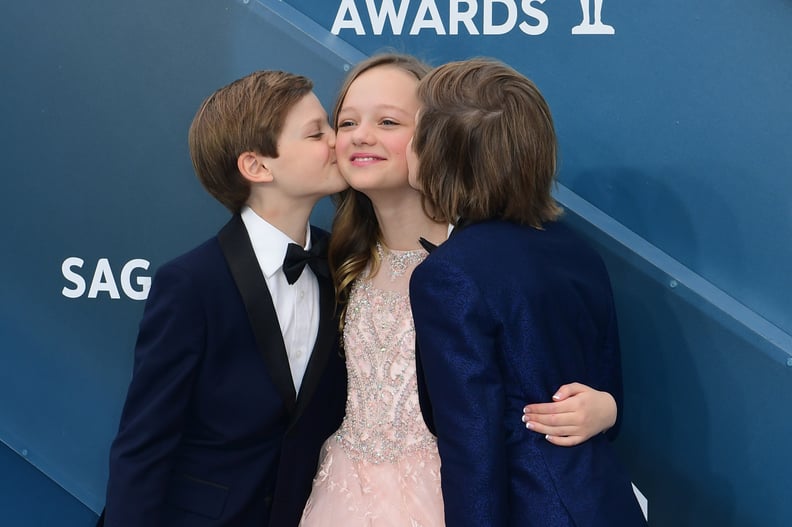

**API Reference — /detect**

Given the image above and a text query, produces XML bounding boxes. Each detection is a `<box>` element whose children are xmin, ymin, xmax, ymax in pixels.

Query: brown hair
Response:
<box><xmin>412</xmin><ymin>58</ymin><xmax>562</xmax><ymax>228</ymax></box>
<box><xmin>188</xmin><ymin>71</ymin><xmax>314</xmax><ymax>213</ymax></box>
<box><xmin>328</xmin><ymin>53</ymin><xmax>432</xmax><ymax>327</ymax></box>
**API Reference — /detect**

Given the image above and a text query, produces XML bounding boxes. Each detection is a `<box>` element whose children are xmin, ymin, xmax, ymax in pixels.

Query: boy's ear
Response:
<box><xmin>237</xmin><ymin>151</ymin><xmax>274</xmax><ymax>183</ymax></box>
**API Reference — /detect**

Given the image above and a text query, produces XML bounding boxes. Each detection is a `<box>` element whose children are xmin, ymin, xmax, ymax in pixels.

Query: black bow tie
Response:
<box><xmin>282</xmin><ymin>236</ymin><xmax>330</xmax><ymax>285</ymax></box>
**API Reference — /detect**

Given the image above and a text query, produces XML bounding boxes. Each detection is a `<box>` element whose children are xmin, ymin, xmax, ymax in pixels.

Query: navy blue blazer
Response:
<box><xmin>102</xmin><ymin>215</ymin><xmax>346</xmax><ymax>527</ymax></box>
<box><xmin>410</xmin><ymin>219</ymin><xmax>645</xmax><ymax>527</ymax></box>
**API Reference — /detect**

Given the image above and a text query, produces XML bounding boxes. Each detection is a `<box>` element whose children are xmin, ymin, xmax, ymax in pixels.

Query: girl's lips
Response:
<box><xmin>349</xmin><ymin>153</ymin><xmax>384</xmax><ymax>166</ymax></box>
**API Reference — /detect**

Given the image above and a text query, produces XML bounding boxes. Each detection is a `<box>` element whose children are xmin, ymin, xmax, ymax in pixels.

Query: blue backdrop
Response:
<box><xmin>1</xmin><ymin>1</ymin><xmax>790</xmax><ymax>525</ymax></box>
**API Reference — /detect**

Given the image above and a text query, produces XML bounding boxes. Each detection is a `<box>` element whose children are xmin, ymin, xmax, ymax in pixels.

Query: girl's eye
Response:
<box><xmin>381</xmin><ymin>119</ymin><xmax>398</xmax><ymax>126</ymax></box>
<box><xmin>309</xmin><ymin>132</ymin><xmax>324</xmax><ymax>139</ymax></box>
<box><xmin>338</xmin><ymin>120</ymin><xmax>356</xmax><ymax>128</ymax></box>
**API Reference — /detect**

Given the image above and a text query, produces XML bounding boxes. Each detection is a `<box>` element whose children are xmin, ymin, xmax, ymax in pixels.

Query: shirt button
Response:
<box><xmin>295</xmin><ymin>349</ymin><xmax>303</xmax><ymax>358</ymax></box>
<box><xmin>299</xmin><ymin>290</ymin><xmax>305</xmax><ymax>300</ymax></box>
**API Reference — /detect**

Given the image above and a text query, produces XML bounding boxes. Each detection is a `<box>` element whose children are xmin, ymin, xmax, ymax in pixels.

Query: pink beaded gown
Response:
<box><xmin>299</xmin><ymin>244</ymin><xmax>444</xmax><ymax>526</ymax></box>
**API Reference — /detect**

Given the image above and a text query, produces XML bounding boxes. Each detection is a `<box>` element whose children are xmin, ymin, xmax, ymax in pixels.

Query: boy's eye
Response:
<box><xmin>338</xmin><ymin>120</ymin><xmax>356</xmax><ymax>128</ymax></box>
<box><xmin>309</xmin><ymin>132</ymin><xmax>324</xmax><ymax>139</ymax></box>
<box><xmin>381</xmin><ymin>119</ymin><xmax>398</xmax><ymax>126</ymax></box>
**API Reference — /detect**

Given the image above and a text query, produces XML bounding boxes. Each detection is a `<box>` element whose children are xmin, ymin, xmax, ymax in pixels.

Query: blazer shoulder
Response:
<box><xmin>158</xmin><ymin>236</ymin><xmax>224</xmax><ymax>275</ymax></box>
<box><xmin>436</xmin><ymin>220</ymin><xmax>608</xmax><ymax>284</ymax></box>
<box><xmin>161</xmin><ymin>215</ymin><xmax>245</xmax><ymax>274</ymax></box>
<box><xmin>546</xmin><ymin>220</ymin><xmax>609</xmax><ymax>269</ymax></box>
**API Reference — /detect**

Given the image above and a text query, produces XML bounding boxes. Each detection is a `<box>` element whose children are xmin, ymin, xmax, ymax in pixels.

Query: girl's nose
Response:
<box><xmin>350</xmin><ymin>122</ymin><xmax>374</xmax><ymax>146</ymax></box>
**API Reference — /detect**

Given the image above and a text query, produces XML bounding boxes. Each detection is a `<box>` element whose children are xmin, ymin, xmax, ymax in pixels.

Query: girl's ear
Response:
<box><xmin>237</xmin><ymin>151</ymin><xmax>274</xmax><ymax>183</ymax></box>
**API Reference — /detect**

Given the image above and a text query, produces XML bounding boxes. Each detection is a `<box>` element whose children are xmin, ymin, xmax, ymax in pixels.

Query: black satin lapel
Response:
<box><xmin>217</xmin><ymin>215</ymin><xmax>297</xmax><ymax>412</ymax></box>
<box><xmin>292</xmin><ymin>228</ymin><xmax>339</xmax><ymax>421</ymax></box>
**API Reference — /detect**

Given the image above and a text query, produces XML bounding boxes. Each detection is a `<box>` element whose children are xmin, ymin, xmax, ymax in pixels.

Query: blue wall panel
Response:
<box><xmin>0</xmin><ymin>443</ymin><xmax>96</xmax><ymax>526</ymax></box>
<box><xmin>559</xmin><ymin>188</ymin><xmax>791</xmax><ymax>526</ymax></box>
<box><xmin>1</xmin><ymin>0</ymin><xmax>790</xmax><ymax>525</ymax></box>
<box><xmin>285</xmin><ymin>0</ymin><xmax>792</xmax><ymax>336</ymax></box>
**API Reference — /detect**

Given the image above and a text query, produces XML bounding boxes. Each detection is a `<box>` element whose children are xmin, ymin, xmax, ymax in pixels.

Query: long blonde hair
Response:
<box><xmin>328</xmin><ymin>53</ymin><xmax>432</xmax><ymax>333</ymax></box>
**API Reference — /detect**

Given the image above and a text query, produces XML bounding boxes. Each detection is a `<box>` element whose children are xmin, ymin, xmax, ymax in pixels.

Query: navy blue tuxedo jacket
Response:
<box><xmin>102</xmin><ymin>215</ymin><xmax>346</xmax><ymax>527</ymax></box>
<box><xmin>410</xmin><ymin>219</ymin><xmax>645</xmax><ymax>526</ymax></box>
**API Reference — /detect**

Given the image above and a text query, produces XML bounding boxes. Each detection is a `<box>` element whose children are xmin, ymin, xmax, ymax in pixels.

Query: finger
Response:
<box><xmin>523</xmin><ymin>418</ymin><xmax>583</xmax><ymax>437</ymax></box>
<box><xmin>524</xmin><ymin>412</ymin><xmax>582</xmax><ymax>428</ymax></box>
<box><xmin>523</xmin><ymin>399</ymin><xmax>578</xmax><ymax>415</ymax></box>
<box><xmin>544</xmin><ymin>434</ymin><xmax>586</xmax><ymax>447</ymax></box>
<box><xmin>551</xmin><ymin>382</ymin><xmax>587</xmax><ymax>401</ymax></box>
<box><xmin>522</xmin><ymin>414</ymin><xmax>576</xmax><ymax>433</ymax></box>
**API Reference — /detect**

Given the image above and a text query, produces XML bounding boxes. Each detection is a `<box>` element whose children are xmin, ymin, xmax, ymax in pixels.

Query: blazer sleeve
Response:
<box><xmin>104</xmin><ymin>262</ymin><xmax>205</xmax><ymax>527</ymax></box>
<box><xmin>410</xmin><ymin>257</ymin><xmax>508</xmax><ymax>527</ymax></box>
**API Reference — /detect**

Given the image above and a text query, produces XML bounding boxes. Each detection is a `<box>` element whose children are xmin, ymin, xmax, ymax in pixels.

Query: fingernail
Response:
<box><xmin>521</xmin><ymin>414</ymin><xmax>527</xmax><ymax>423</ymax></box>
<box><xmin>545</xmin><ymin>434</ymin><xmax>552</xmax><ymax>441</ymax></box>
<box><xmin>552</xmin><ymin>394</ymin><xmax>560</xmax><ymax>401</ymax></box>
<box><xmin>525</xmin><ymin>421</ymin><xmax>533</xmax><ymax>430</ymax></box>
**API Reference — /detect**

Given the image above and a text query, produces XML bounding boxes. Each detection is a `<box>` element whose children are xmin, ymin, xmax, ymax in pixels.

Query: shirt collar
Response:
<box><xmin>240</xmin><ymin>205</ymin><xmax>312</xmax><ymax>279</ymax></box>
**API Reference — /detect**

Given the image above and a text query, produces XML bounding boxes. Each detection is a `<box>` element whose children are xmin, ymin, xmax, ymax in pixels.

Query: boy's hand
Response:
<box><xmin>521</xmin><ymin>383</ymin><xmax>617</xmax><ymax>446</ymax></box>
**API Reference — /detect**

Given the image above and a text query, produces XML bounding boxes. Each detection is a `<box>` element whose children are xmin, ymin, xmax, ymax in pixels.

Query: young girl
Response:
<box><xmin>299</xmin><ymin>54</ymin><xmax>620</xmax><ymax>526</ymax></box>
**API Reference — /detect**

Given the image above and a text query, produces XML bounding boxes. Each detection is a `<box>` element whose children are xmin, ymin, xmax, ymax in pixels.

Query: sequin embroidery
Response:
<box><xmin>334</xmin><ymin>247</ymin><xmax>436</xmax><ymax>464</ymax></box>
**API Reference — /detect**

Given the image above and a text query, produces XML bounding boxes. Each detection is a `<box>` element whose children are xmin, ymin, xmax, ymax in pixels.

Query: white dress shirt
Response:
<box><xmin>241</xmin><ymin>206</ymin><xmax>320</xmax><ymax>395</ymax></box>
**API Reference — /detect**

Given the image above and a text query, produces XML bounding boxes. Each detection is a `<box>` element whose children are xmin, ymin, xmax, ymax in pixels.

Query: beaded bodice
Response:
<box><xmin>334</xmin><ymin>244</ymin><xmax>436</xmax><ymax>464</ymax></box>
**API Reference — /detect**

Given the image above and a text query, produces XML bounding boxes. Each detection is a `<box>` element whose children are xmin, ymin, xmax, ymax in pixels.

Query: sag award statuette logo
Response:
<box><xmin>572</xmin><ymin>0</ymin><xmax>615</xmax><ymax>35</ymax></box>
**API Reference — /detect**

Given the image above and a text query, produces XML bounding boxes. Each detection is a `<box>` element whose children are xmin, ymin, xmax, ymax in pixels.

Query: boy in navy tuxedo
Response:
<box><xmin>408</xmin><ymin>58</ymin><xmax>647</xmax><ymax>526</ymax></box>
<box><xmin>101</xmin><ymin>71</ymin><xmax>348</xmax><ymax>527</ymax></box>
